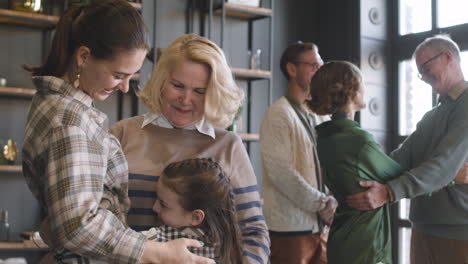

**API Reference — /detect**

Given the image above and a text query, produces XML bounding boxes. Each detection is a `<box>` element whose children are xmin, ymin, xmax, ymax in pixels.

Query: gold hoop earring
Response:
<box><xmin>73</xmin><ymin>66</ymin><xmax>82</xmax><ymax>89</ymax></box>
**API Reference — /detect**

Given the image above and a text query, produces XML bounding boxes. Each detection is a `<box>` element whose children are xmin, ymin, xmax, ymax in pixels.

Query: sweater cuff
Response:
<box><xmin>112</xmin><ymin>229</ymin><xmax>147</xmax><ymax>263</ymax></box>
<box><xmin>384</xmin><ymin>184</ymin><xmax>395</xmax><ymax>203</ymax></box>
<box><xmin>385</xmin><ymin>178</ymin><xmax>407</xmax><ymax>202</ymax></box>
<box><xmin>318</xmin><ymin>193</ymin><xmax>328</xmax><ymax>211</ymax></box>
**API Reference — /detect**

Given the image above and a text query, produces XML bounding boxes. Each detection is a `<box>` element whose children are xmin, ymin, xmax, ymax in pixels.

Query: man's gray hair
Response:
<box><xmin>413</xmin><ymin>34</ymin><xmax>461</xmax><ymax>63</ymax></box>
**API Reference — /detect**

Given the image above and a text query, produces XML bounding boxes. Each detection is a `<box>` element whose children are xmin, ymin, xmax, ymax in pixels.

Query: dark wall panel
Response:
<box><xmin>0</xmin><ymin>173</ymin><xmax>41</xmax><ymax>241</ymax></box>
<box><xmin>0</xmin><ymin>25</ymin><xmax>43</xmax><ymax>89</ymax></box>
<box><xmin>272</xmin><ymin>0</ymin><xmax>320</xmax><ymax>100</ymax></box>
<box><xmin>317</xmin><ymin>0</ymin><xmax>360</xmax><ymax>63</ymax></box>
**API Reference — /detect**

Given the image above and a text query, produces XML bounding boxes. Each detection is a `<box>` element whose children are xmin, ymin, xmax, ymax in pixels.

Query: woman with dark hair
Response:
<box><xmin>306</xmin><ymin>61</ymin><xmax>402</xmax><ymax>264</ymax></box>
<box><xmin>22</xmin><ymin>1</ymin><xmax>213</xmax><ymax>263</ymax></box>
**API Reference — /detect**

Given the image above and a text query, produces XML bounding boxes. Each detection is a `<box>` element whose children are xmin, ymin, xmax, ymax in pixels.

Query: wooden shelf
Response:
<box><xmin>238</xmin><ymin>133</ymin><xmax>259</xmax><ymax>141</ymax></box>
<box><xmin>0</xmin><ymin>86</ymin><xmax>36</xmax><ymax>98</ymax></box>
<box><xmin>0</xmin><ymin>165</ymin><xmax>22</xmax><ymax>173</ymax></box>
<box><xmin>128</xmin><ymin>2</ymin><xmax>142</xmax><ymax>10</ymax></box>
<box><xmin>0</xmin><ymin>241</ymin><xmax>48</xmax><ymax>250</ymax></box>
<box><xmin>131</xmin><ymin>73</ymin><xmax>140</xmax><ymax>81</ymax></box>
<box><xmin>231</xmin><ymin>67</ymin><xmax>271</xmax><ymax>80</ymax></box>
<box><xmin>0</xmin><ymin>9</ymin><xmax>58</xmax><ymax>28</ymax></box>
<box><xmin>0</xmin><ymin>1</ymin><xmax>141</xmax><ymax>28</ymax></box>
<box><xmin>214</xmin><ymin>3</ymin><xmax>272</xmax><ymax>20</ymax></box>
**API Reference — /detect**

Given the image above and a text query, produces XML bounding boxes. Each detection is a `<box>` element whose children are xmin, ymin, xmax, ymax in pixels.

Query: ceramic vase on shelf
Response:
<box><xmin>9</xmin><ymin>0</ymin><xmax>42</xmax><ymax>13</ymax></box>
<box><xmin>227</xmin><ymin>105</ymin><xmax>243</xmax><ymax>132</ymax></box>
<box><xmin>0</xmin><ymin>139</ymin><xmax>17</xmax><ymax>165</ymax></box>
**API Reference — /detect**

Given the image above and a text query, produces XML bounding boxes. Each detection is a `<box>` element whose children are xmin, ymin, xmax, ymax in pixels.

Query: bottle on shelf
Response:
<box><xmin>250</xmin><ymin>49</ymin><xmax>262</xmax><ymax>70</ymax></box>
<box><xmin>0</xmin><ymin>210</ymin><xmax>10</xmax><ymax>241</ymax></box>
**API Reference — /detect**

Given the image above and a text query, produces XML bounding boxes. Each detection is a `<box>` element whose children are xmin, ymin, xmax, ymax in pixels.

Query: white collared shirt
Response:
<box><xmin>141</xmin><ymin>112</ymin><xmax>216</xmax><ymax>139</ymax></box>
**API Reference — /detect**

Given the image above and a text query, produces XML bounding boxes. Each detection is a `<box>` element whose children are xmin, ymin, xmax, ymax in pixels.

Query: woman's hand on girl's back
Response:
<box><xmin>140</xmin><ymin>239</ymin><xmax>215</xmax><ymax>264</ymax></box>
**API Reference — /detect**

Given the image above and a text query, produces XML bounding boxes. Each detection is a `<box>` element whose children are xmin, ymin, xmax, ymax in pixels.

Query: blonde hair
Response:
<box><xmin>138</xmin><ymin>34</ymin><xmax>244</xmax><ymax>128</ymax></box>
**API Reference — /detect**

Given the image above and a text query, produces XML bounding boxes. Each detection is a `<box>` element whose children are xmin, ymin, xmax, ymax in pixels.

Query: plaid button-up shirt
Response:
<box><xmin>22</xmin><ymin>76</ymin><xmax>146</xmax><ymax>263</ymax></box>
<box><xmin>143</xmin><ymin>225</ymin><xmax>216</xmax><ymax>259</ymax></box>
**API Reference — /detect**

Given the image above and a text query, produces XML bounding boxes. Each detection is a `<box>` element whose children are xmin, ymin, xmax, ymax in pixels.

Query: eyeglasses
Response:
<box><xmin>417</xmin><ymin>52</ymin><xmax>444</xmax><ymax>80</ymax></box>
<box><xmin>293</xmin><ymin>61</ymin><xmax>322</xmax><ymax>71</ymax></box>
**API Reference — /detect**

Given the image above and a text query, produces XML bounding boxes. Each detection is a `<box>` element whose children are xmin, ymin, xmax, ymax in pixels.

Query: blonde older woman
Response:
<box><xmin>110</xmin><ymin>33</ymin><xmax>270</xmax><ymax>264</ymax></box>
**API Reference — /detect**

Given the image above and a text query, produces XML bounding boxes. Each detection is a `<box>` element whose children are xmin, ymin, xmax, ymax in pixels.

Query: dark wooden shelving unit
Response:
<box><xmin>203</xmin><ymin>0</ymin><xmax>273</xmax><ymax>148</ymax></box>
<box><xmin>0</xmin><ymin>241</ymin><xmax>48</xmax><ymax>250</ymax></box>
<box><xmin>237</xmin><ymin>133</ymin><xmax>259</xmax><ymax>141</ymax></box>
<box><xmin>0</xmin><ymin>165</ymin><xmax>22</xmax><ymax>173</ymax></box>
<box><xmin>131</xmin><ymin>72</ymin><xmax>140</xmax><ymax>81</ymax></box>
<box><xmin>214</xmin><ymin>2</ymin><xmax>272</xmax><ymax>19</ymax></box>
<box><xmin>0</xmin><ymin>87</ymin><xmax>36</xmax><ymax>98</ymax></box>
<box><xmin>0</xmin><ymin>8</ymin><xmax>58</xmax><ymax>28</ymax></box>
<box><xmin>231</xmin><ymin>67</ymin><xmax>271</xmax><ymax>80</ymax></box>
<box><xmin>128</xmin><ymin>2</ymin><xmax>142</xmax><ymax>10</ymax></box>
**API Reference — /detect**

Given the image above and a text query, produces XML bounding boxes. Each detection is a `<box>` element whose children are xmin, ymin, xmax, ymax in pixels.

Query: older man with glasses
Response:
<box><xmin>347</xmin><ymin>34</ymin><xmax>468</xmax><ymax>264</ymax></box>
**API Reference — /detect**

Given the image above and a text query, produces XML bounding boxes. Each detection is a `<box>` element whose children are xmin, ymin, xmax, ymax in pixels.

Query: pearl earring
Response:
<box><xmin>73</xmin><ymin>66</ymin><xmax>82</xmax><ymax>89</ymax></box>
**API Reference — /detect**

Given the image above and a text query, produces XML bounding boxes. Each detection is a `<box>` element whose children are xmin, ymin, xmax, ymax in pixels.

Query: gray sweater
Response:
<box><xmin>388</xmin><ymin>81</ymin><xmax>468</xmax><ymax>240</ymax></box>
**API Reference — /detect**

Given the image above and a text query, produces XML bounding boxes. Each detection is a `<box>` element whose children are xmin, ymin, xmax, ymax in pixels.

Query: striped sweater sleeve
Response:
<box><xmin>229</xmin><ymin>135</ymin><xmax>270</xmax><ymax>264</ymax></box>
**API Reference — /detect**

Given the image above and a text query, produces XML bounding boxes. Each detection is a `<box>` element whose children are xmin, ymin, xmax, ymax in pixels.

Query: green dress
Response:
<box><xmin>316</xmin><ymin>119</ymin><xmax>402</xmax><ymax>264</ymax></box>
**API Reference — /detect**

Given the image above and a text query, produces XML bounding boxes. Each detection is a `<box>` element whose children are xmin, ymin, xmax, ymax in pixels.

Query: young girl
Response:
<box><xmin>142</xmin><ymin>158</ymin><xmax>243</xmax><ymax>264</ymax></box>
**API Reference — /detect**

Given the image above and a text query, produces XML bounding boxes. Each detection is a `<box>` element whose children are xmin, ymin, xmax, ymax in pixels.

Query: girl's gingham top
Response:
<box><xmin>22</xmin><ymin>76</ymin><xmax>146</xmax><ymax>263</ymax></box>
<box><xmin>143</xmin><ymin>225</ymin><xmax>216</xmax><ymax>259</ymax></box>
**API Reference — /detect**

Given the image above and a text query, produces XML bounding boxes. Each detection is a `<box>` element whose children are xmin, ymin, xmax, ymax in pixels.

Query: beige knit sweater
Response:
<box><xmin>260</xmin><ymin>96</ymin><xmax>329</xmax><ymax>232</ymax></box>
<box><xmin>111</xmin><ymin>116</ymin><xmax>270</xmax><ymax>264</ymax></box>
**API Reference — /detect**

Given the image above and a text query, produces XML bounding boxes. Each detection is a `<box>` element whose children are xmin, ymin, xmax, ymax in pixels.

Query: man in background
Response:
<box><xmin>260</xmin><ymin>41</ymin><xmax>337</xmax><ymax>264</ymax></box>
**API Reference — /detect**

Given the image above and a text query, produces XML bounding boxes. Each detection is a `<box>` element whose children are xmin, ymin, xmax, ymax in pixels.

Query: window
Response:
<box><xmin>437</xmin><ymin>0</ymin><xmax>468</xmax><ymax>28</ymax></box>
<box><xmin>398</xmin><ymin>226</ymin><xmax>412</xmax><ymax>264</ymax></box>
<box><xmin>398</xmin><ymin>60</ymin><xmax>433</xmax><ymax>136</ymax></box>
<box><xmin>461</xmin><ymin>51</ymin><xmax>468</xmax><ymax>77</ymax></box>
<box><xmin>397</xmin><ymin>197</ymin><xmax>412</xmax><ymax>264</ymax></box>
<box><xmin>398</xmin><ymin>0</ymin><xmax>431</xmax><ymax>35</ymax></box>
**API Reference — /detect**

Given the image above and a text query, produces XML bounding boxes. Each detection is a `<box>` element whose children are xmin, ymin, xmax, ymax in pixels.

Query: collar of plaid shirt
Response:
<box><xmin>32</xmin><ymin>76</ymin><xmax>108</xmax><ymax>127</ymax></box>
<box><xmin>33</xmin><ymin>76</ymin><xmax>93</xmax><ymax>106</ymax></box>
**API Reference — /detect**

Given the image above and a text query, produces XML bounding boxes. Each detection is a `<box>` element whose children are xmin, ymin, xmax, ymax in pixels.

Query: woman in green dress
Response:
<box><xmin>306</xmin><ymin>61</ymin><xmax>402</xmax><ymax>264</ymax></box>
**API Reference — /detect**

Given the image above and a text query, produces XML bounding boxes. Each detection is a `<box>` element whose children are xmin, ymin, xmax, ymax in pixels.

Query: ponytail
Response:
<box><xmin>24</xmin><ymin>0</ymin><xmax>149</xmax><ymax>77</ymax></box>
<box><xmin>23</xmin><ymin>5</ymin><xmax>83</xmax><ymax>76</ymax></box>
<box><xmin>210</xmin><ymin>186</ymin><xmax>243</xmax><ymax>264</ymax></box>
